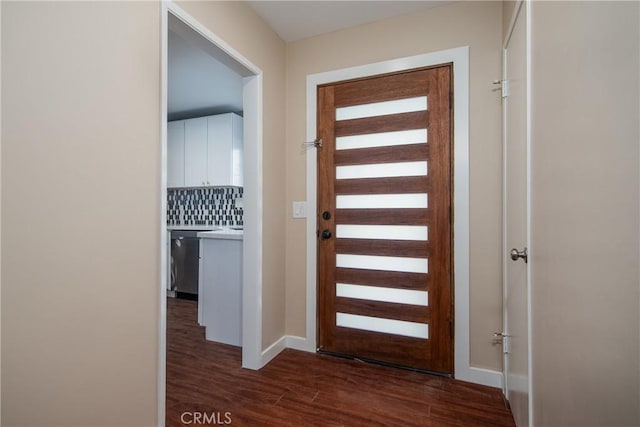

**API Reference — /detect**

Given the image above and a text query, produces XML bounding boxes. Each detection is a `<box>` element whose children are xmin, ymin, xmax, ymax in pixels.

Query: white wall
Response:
<box><xmin>530</xmin><ymin>2</ymin><xmax>640</xmax><ymax>425</ymax></box>
<box><xmin>1</xmin><ymin>1</ymin><xmax>286</xmax><ymax>425</ymax></box>
<box><xmin>2</xmin><ymin>2</ymin><xmax>160</xmax><ymax>425</ymax></box>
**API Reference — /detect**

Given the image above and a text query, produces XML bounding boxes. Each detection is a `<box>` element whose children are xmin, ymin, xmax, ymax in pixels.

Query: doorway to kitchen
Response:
<box><xmin>159</xmin><ymin>1</ymin><xmax>264</xmax><ymax>424</ymax></box>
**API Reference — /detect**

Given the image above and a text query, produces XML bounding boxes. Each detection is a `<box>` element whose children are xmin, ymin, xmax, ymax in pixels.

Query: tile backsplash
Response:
<box><xmin>167</xmin><ymin>187</ymin><xmax>243</xmax><ymax>227</ymax></box>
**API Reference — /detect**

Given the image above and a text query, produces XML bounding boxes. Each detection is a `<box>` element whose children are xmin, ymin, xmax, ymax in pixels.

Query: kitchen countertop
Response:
<box><xmin>197</xmin><ymin>228</ymin><xmax>243</xmax><ymax>241</ymax></box>
<box><xmin>167</xmin><ymin>225</ymin><xmax>222</xmax><ymax>231</ymax></box>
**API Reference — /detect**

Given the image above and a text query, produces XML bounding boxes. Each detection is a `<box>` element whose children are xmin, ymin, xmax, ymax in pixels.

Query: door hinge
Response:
<box><xmin>493</xmin><ymin>79</ymin><xmax>508</xmax><ymax>99</ymax></box>
<box><xmin>493</xmin><ymin>332</ymin><xmax>510</xmax><ymax>354</ymax></box>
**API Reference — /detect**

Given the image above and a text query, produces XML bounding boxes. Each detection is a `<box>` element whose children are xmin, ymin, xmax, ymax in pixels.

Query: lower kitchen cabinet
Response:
<box><xmin>198</xmin><ymin>233</ymin><xmax>242</xmax><ymax>346</ymax></box>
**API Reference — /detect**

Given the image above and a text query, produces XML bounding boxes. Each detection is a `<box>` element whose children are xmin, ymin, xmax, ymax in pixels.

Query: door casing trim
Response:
<box><xmin>302</xmin><ymin>47</ymin><xmax>500</xmax><ymax>387</ymax></box>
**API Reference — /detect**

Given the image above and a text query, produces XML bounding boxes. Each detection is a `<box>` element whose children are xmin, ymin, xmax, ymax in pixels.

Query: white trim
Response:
<box><xmin>166</xmin><ymin>2</ymin><xmax>259</xmax><ymax>77</ymax></box>
<box><xmin>303</xmin><ymin>47</ymin><xmax>499</xmax><ymax>386</ymax></box>
<box><xmin>501</xmin><ymin>29</ymin><xmax>509</xmax><ymax>400</ymax></box>
<box><xmin>158</xmin><ymin>6</ymin><xmax>168</xmax><ymax>426</ymax></box>
<box><xmin>0</xmin><ymin>0</ymin><xmax>3</xmax><ymax>413</ymax></box>
<box><xmin>286</xmin><ymin>336</ymin><xmax>311</xmax><ymax>352</ymax></box>
<box><xmin>159</xmin><ymin>2</ymin><xmax>264</xmax><ymax>426</ymax></box>
<box><xmin>526</xmin><ymin>1</ymin><xmax>534</xmax><ymax>425</ymax></box>
<box><xmin>464</xmin><ymin>367</ymin><xmax>504</xmax><ymax>389</ymax></box>
<box><xmin>0</xmin><ymin>0</ymin><xmax>3</xmax><ymax>415</ymax></box>
<box><xmin>241</xmin><ymin>73</ymin><xmax>265</xmax><ymax>370</ymax></box>
<box><xmin>261</xmin><ymin>336</ymin><xmax>287</xmax><ymax>366</ymax></box>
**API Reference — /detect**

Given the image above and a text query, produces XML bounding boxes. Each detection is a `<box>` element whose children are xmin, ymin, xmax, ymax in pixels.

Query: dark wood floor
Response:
<box><xmin>166</xmin><ymin>298</ymin><xmax>515</xmax><ymax>427</ymax></box>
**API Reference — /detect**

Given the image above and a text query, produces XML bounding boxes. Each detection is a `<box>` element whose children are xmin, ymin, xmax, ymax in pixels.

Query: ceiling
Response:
<box><xmin>168</xmin><ymin>19</ymin><xmax>244</xmax><ymax>121</ymax></box>
<box><xmin>247</xmin><ymin>1</ymin><xmax>453</xmax><ymax>42</ymax></box>
<box><xmin>168</xmin><ymin>1</ymin><xmax>453</xmax><ymax>121</ymax></box>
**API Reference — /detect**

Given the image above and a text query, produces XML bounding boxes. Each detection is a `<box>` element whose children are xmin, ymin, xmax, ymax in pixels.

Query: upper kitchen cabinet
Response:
<box><xmin>167</xmin><ymin>113</ymin><xmax>243</xmax><ymax>188</ymax></box>
<box><xmin>207</xmin><ymin>113</ymin><xmax>243</xmax><ymax>187</ymax></box>
<box><xmin>167</xmin><ymin>121</ymin><xmax>185</xmax><ymax>188</ymax></box>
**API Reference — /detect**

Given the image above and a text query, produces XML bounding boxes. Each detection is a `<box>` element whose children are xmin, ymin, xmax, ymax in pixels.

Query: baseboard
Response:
<box><xmin>260</xmin><ymin>336</ymin><xmax>315</xmax><ymax>368</ymax></box>
<box><xmin>456</xmin><ymin>366</ymin><xmax>503</xmax><ymax>389</ymax></box>
<box><xmin>286</xmin><ymin>336</ymin><xmax>315</xmax><ymax>352</ymax></box>
<box><xmin>260</xmin><ymin>336</ymin><xmax>287</xmax><ymax>367</ymax></box>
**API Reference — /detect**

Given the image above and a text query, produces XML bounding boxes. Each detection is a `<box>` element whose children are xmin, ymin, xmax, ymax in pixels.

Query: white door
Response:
<box><xmin>207</xmin><ymin>114</ymin><xmax>233</xmax><ymax>186</ymax></box>
<box><xmin>503</xmin><ymin>2</ymin><xmax>530</xmax><ymax>427</ymax></box>
<box><xmin>167</xmin><ymin>120</ymin><xmax>185</xmax><ymax>188</ymax></box>
<box><xmin>207</xmin><ymin>113</ymin><xmax>244</xmax><ymax>187</ymax></box>
<box><xmin>184</xmin><ymin>117</ymin><xmax>208</xmax><ymax>187</ymax></box>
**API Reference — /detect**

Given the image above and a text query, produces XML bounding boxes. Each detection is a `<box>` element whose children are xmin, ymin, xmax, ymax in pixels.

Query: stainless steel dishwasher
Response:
<box><xmin>170</xmin><ymin>230</ymin><xmax>201</xmax><ymax>300</ymax></box>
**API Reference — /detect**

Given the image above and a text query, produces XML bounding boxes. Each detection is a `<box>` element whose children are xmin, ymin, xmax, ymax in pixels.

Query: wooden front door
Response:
<box><xmin>317</xmin><ymin>65</ymin><xmax>453</xmax><ymax>374</ymax></box>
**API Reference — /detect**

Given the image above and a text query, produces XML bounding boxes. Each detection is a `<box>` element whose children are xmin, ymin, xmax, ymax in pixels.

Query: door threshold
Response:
<box><xmin>316</xmin><ymin>349</ymin><xmax>453</xmax><ymax>379</ymax></box>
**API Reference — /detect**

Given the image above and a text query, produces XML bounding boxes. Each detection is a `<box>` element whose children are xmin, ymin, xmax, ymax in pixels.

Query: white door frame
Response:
<box><xmin>502</xmin><ymin>0</ymin><xmax>533</xmax><ymax>425</ymax></box>
<box><xmin>159</xmin><ymin>2</ymin><xmax>264</xmax><ymax>425</ymax></box>
<box><xmin>301</xmin><ymin>47</ymin><xmax>500</xmax><ymax>387</ymax></box>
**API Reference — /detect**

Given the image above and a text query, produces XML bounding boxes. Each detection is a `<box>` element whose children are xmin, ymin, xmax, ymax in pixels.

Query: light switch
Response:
<box><xmin>292</xmin><ymin>201</ymin><xmax>307</xmax><ymax>219</ymax></box>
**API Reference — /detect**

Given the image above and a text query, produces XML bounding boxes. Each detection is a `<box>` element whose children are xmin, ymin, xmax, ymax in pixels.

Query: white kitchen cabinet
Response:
<box><xmin>184</xmin><ymin>117</ymin><xmax>209</xmax><ymax>187</ymax></box>
<box><xmin>167</xmin><ymin>113</ymin><xmax>243</xmax><ymax>188</ymax></box>
<box><xmin>167</xmin><ymin>121</ymin><xmax>185</xmax><ymax>188</ymax></box>
<box><xmin>207</xmin><ymin>113</ymin><xmax>243</xmax><ymax>187</ymax></box>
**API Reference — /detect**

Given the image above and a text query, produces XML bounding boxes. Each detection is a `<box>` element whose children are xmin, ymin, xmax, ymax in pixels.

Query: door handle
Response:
<box><xmin>510</xmin><ymin>247</ymin><xmax>528</xmax><ymax>263</ymax></box>
<box><xmin>321</xmin><ymin>229</ymin><xmax>332</xmax><ymax>240</ymax></box>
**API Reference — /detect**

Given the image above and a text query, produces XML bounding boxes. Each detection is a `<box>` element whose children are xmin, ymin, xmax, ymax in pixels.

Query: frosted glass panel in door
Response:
<box><xmin>336</xmin><ymin>254</ymin><xmax>428</xmax><ymax>274</ymax></box>
<box><xmin>335</xmin><ymin>96</ymin><xmax>427</xmax><ymax>121</ymax></box>
<box><xmin>335</xmin><ymin>129</ymin><xmax>427</xmax><ymax>150</ymax></box>
<box><xmin>336</xmin><ymin>194</ymin><xmax>428</xmax><ymax>209</ymax></box>
<box><xmin>336</xmin><ymin>161</ymin><xmax>427</xmax><ymax>180</ymax></box>
<box><xmin>336</xmin><ymin>283</ymin><xmax>428</xmax><ymax>306</ymax></box>
<box><xmin>336</xmin><ymin>225</ymin><xmax>428</xmax><ymax>241</ymax></box>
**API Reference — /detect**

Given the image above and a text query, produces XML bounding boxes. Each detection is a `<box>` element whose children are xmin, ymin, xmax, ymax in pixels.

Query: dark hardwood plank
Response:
<box><xmin>335</xmin><ymin>175</ymin><xmax>429</xmax><ymax>195</ymax></box>
<box><xmin>335</xmin><ymin>208</ymin><xmax>430</xmax><ymax>225</ymax></box>
<box><xmin>331</xmin><ymin>69</ymin><xmax>430</xmax><ymax>107</ymax></box>
<box><xmin>335</xmin><ymin>110</ymin><xmax>428</xmax><ymax>137</ymax></box>
<box><xmin>335</xmin><ymin>143</ymin><xmax>428</xmax><ymax>166</ymax></box>
<box><xmin>166</xmin><ymin>298</ymin><xmax>515</xmax><ymax>427</ymax></box>
<box><xmin>335</xmin><ymin>296</ymin><xmax>430</xmax><ymax>323</ymax></box>
<box><xmin>335</xmin><ymin>267</ymin><xmax>429</xmax><ymax>290</ymax></box>
<box><xmin>336</xmin><ymin>238</ymin><xmax>430</xmax><ymax>258</ymax></box>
